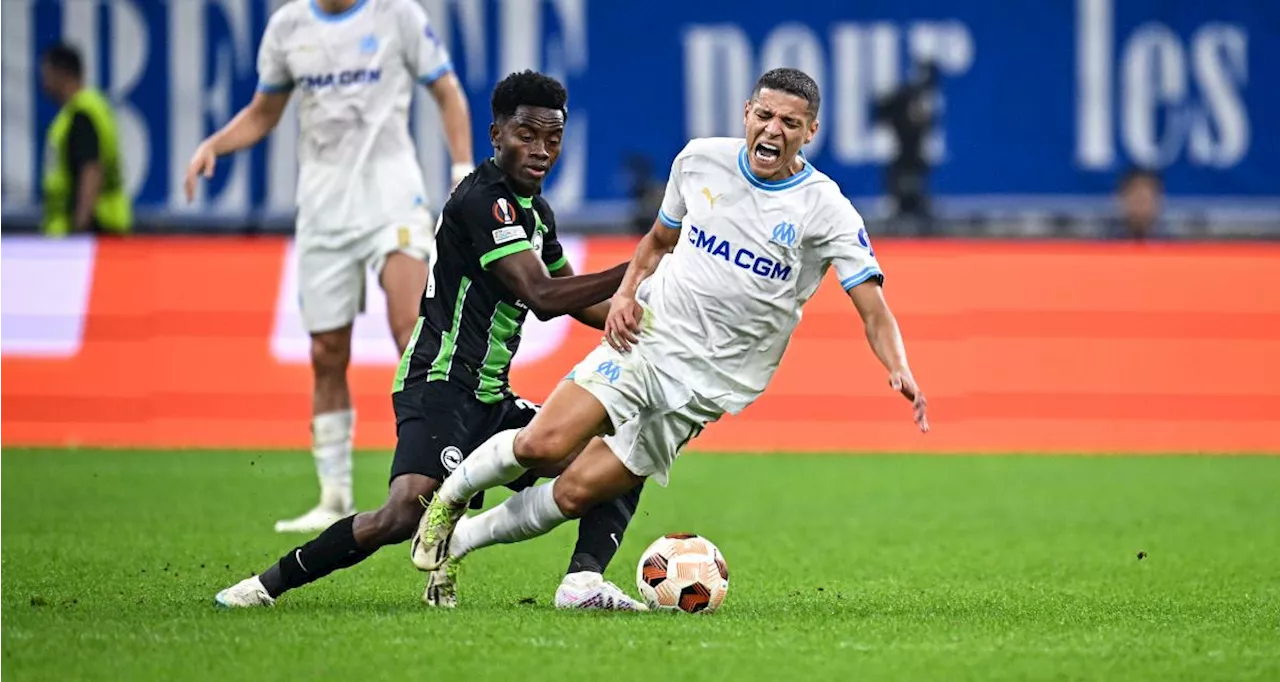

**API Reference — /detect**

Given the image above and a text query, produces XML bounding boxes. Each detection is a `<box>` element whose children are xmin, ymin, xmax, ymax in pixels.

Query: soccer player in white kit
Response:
<box><xmin>411</xmin><ymin>68</ymin><xmax>930</xmax><ymax>606</ymax></box>
<box><xmin>183</xmin><ymin>0</ymin><xmax>475</xmax><ymax>533</ymax></box>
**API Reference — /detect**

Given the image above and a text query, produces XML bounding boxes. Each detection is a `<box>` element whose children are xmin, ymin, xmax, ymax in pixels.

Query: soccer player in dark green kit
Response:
<box><xmin>215</xmin><ymin>70</ymin><xmax>647</xmax><ymax>611</ymax></box>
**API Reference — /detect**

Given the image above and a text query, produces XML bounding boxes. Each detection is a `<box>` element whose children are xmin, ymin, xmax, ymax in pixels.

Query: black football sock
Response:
<box><xmin>566</xmin><ymin>483</ymin><xmax>644</xmax><ymax>575</ymax></box>
<box><xmin>259</xmin><ymin>515</ymin><xmax>372</xmax><ymax>598</ymax></box>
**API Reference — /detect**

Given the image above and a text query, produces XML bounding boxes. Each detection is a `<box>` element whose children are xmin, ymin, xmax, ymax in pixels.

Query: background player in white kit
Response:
<box><xmin>412</xmin><ymin>68</ymin><xmax>930</xmax><ymax>606</ymax></box>
<box><xmin>184</xmin><ymin>0</ymin><xmax>475</xmax><ymax>533</ymax></box>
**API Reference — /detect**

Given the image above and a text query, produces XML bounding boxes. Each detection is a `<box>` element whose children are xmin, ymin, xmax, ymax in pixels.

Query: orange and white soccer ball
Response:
<box><xmin>635</xmin><ymin>533</ymin><xmax>729</xmax><ymax>614</ymax></box>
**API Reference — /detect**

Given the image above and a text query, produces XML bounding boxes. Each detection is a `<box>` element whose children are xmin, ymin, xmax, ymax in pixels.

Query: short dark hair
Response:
<box><xmin>1119</xmin><ymin>166</ymin><xmax>1163</xmax><ymax>192</ymax></box>
<box><xmin>42</xmin><ymin>43</ymin><xmax>84</xmax><ymax>79</ymax></box>
<box><xmin>490</xmin><ymin>70</ymin><xmax>568</xmax><ymax>122</ymax></box>
<box><xmin>752</xmin><ymin>68</ymin><xmax>820</xmax><ymax>118</ymax></box>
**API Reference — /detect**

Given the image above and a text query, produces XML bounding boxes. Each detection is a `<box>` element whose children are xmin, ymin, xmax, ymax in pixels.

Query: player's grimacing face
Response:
<box><xmin>490</xmin><ymin>105</ymin><xmax>564</xmax><ymax>194</ymax></box>
<box><xmin>742</xmin><ymin>88</ymin><xmax>818</xmax><ymax>181</ymax></box>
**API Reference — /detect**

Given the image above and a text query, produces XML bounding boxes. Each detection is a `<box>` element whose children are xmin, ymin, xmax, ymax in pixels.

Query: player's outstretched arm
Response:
<box><xmin>425</xmin><ymin>73</ymin><xmax>475</xmax><ymax>187</ymax></box>
<box><xmin>490</xmin><ymin>251</ymin><xmax>628</xmax><ymax>322</ymax></box>
<box><xmin>184</xmin><ymin>91</ymin><xmax>290</xmax><ymax>202</ymax></box>
<box><xmin>603</xmin><ymin>216</ymin><xmax>681</xmax><ymax>351</ymax></box>
<box><xmin>549</xmin><ymin>261</ymin><xmax>612</xmax><ymax>330</ymax></box>
<box><xmin>848</xmin><ymin>281</ymin><xmax>929</xmax><ymax>433</ymax></box>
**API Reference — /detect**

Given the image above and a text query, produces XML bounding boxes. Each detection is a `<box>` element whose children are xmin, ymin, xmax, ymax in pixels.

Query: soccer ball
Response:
<box><xmin>635</xmin><ymin>533</ymin><xmax>729</xmax><ymax>614</ymax></box>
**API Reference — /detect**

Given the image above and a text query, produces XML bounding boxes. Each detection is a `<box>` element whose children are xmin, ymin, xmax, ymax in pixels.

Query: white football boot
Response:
<box><xmin>422</xmin><ymin>562</ymin><xmax>459</xmax><ymax>609</ymax></box>
<box><xmin>411</xmin><ymin>494</ymin><xmax>466</xmax><ymax>571</ymax></box>
<box><xmin>273</xmin><ymin>504</ymin><xmax>350</xmax><ymax>533</ymax></box>
<box><xmin>214</xmin><ymin>576</ymin><xmax>275</xmax><ymax>608</ymax></box>
<box><xmin>554</xmin><ymin>571</ymin><xmax>648</xmax><ymax>611</ymax></box>
<box><xmin>274</xmin><ymin>482</ymin><xmax>353</xmax><ymax>533</ymax></box>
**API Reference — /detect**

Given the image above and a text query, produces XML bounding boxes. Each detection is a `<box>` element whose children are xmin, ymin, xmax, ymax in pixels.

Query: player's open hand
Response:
<box><xmin>184</xmin><ymin>142</ymin><xmax>218</xmax><ymax>203</ymax></box>
<box><xmin>604</xmin><ymin>294</ymin><xmax>643</xmax><ymax>353</ymax></box>
<box><xmin>890</xmin><ymin>371</ymin><xmax>929</xmax><ymax>433</ymax></box>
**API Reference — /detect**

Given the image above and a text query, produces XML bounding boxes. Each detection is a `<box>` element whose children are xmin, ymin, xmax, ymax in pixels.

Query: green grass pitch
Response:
<box><xmin>3</xmin><ymin>449</ymin><xmax>1277</xmax><ymax>681</ymax></box>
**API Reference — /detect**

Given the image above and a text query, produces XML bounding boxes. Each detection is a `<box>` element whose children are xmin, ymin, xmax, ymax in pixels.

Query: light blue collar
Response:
<box><xmin>311</xmin><ymin>0</ymin><xmax>368</xmax><ymax>22</ymax></box>
<box><xmin>737</xmin><ymin>144</ymin><xmax>813</xmax><ymax>191</ymax></box>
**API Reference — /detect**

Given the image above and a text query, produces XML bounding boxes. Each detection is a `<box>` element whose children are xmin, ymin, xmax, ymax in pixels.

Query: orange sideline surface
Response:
<box><xmin>3</xmin><ymin>236</ymin><xmax>1278</xmax><ymax>453</ymax></box>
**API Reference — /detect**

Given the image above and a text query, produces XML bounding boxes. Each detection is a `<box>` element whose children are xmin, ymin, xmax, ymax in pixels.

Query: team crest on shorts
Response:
<box><xmin>440</xmin><ymin>446</ymin><xmax>463</xmax><ymax>472</ymax></box>
<box><xmin>492</xmin><ymin>197</ymin><xmax>516</xmax><ymax>225</ymax></box>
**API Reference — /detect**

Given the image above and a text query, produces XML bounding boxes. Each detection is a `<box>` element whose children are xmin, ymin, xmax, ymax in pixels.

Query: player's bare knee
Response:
<box><xmin>551</xmin><ymin>477</ymin><xmax>594</xmax><ymax>519</ymax></box>
<box><xmin>376</xmin><ymin>475</ymin><xmax>437</xmax><ymax>543</ymax></box>
<box><xmin>367</xmin><ymin>500</ymin><xmax>418</xmax><ymax>544</ymax></box>
<box><xmin>514</xmin><ymin>426</ymin><xmax>573</xmax><ymax>467</ymax></box>
<box><xmin>310</xmin><ymin>334</ymin><xmax>350</xmax><ymax>376</ymax></box>
<box><xmin>360</xmin><ymin>507</ymin><xmax>396</xmax><ymax>545</ymax></box>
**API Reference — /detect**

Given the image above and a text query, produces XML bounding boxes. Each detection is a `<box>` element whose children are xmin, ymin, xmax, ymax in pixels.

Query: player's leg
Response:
<box><xmin>446</xmin><ymin>381</ymin><xmax>612</xmax><ymax>505</ymax></box>
<box><xmin>276</xmin><ymin>241</ymin><xmax>364</xmax><ymax>533</ymax></box>
<box><xmin>447</xmin><ymin>439</ymin><xmax>645</xmax><ymax>559</ymax></box>
<box><xmin>217</xmin><ymin>474</ymin><xmax>438</xmax><ymax>606</ymax></box>
<box><xmin>553</xmin><ymin>481</ymin><xmax>647</xmax><ymax>610</ymax></box>
<box><xmin>413</xmin><ymin>379</ymin><xmax>611</xmax><ymax>570</ymax></box>
<box><xmin>216</xmin><ymin>385</ymin><xmax>466</xmax><ymax>607</ymax></box>
<box><xmin>422</xmin><ymin>439</ymin><xmax>644</xmax><ymax>608</ymax></box>
<box><xmin>508</xmin><ymin>457</ymin><xmax>649</xmax><ymax>610</ymax></box>
<box><xmin>373</xmin><ymin>218</ymin><xmax>431</xmax><ymax>354</ymax></box>
<box><xmin>380</xmin><ymin>251</ymin><xmax>428</xmax><ymax>353</ymax></box>
<box><xmin>487</xmin><ymin>398</ymin><xmax>650</xmax><ymax>610</ymax></box>
<box><xmin>427</xmin><ymin>355</ymin><xmax>720</xmax><ymax>607</ymax></box>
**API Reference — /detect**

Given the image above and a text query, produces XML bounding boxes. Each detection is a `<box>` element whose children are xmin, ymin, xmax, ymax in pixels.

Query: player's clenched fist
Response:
<box><xmin>604</xmin><ymin>294</ymin><xmax>643</xmax><ymax>352</ymax></box>
<box><xmin>184</xmin><ymin>141</ymin><xmax>218</xmax><ymax>203</ymax></box>
<box><xmin>889</xmin><ymin>371</ymin><xmax>929</xmax><ymax>433</ymax></box>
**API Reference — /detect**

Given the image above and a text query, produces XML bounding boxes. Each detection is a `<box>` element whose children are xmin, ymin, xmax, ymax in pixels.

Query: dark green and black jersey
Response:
<box><xmin>392</xmin><ymin>160</ymin><xmax>569</xmax><ymax>403</ymax></box>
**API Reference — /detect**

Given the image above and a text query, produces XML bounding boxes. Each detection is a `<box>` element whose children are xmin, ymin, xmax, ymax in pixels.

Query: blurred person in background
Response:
<box><xmin>1108</xmin><ymin>167</ymin><xmax>1168</xmax><ymax>241</ymax></box>
<box><xmin>623</xmin><ymin>154</ymin><xmax>664</xmax><ymax>236</ymax></box>
<box><xmin>875</xmin><ymin>61</ymin><xmax>939</xmax><ymax>236</ymax></box>
<box><xmin>38</xmin><ymin>43</ymin><xmax>133</xmax><ymax>238</ymax></box>
<box><xmin>184</xmin><ymin>0</ymin><xmax>475</xmax><ymax>534</ymax></box>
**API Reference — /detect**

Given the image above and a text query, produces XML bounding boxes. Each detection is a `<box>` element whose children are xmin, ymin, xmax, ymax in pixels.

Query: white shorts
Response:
<box><xmin>570</xmin><ymin>343</ymin><xmax>725</xmax><ymax>486</ymax></box>
<box><xmin>296</xmin><ymin>208</ymin><xmax>435</xmax><ymax>333</ymax></box>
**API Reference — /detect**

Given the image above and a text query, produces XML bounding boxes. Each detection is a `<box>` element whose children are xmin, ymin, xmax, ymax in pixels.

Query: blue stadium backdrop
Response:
<box><xmin>2</xmin><ymin>0</ymin><xmax>1277</xmax><ymax>226</ymax></box>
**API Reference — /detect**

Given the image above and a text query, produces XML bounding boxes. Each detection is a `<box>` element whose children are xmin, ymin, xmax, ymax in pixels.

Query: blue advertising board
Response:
<box><xmin>2</xmin><ymin>0</ymin><xmax>1276</xmax><ymax>225</ymax></box>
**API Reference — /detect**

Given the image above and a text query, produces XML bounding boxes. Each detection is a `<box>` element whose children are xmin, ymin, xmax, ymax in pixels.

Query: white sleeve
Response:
<box><xmin>657</xmin><ymin>145</ymin><xmax>691</xmax><ymax>229</ymax></box>
<box><xmin>818</xmin><ymin>198</ymin><xmax>884</xmax><ymax>290</ymax></box>
<box><xmin>402</xmin><ymin>2</ymin><xmax>453</xmax><ymax>85</ymax></box>
<box><xmin>256</xmin><ymin>12</ymin><xmax>293</xmax><ymax>93</ymax></box>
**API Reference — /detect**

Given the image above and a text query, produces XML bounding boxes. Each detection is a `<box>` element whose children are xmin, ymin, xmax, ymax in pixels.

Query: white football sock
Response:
<box><xmin>448</xmin><ymin>481</ymin><xmax>568</xmax><ymax>558</ymax></box>
<box><xmin>312</xmin><ymin>409</ymin><xmax>354</xmax><ymax>512</ymax></box>
<box><xmin>437</xmin><ymin>429</ymin><xmax>525</xmax><ymax>506</ymax></box>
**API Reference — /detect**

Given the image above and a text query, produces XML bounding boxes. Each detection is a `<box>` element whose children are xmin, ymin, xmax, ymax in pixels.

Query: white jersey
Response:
<box><xmin>257</xmin><ymin>0</ymin><xmax>452</xmax><ymax>237</ymax></box>
<box><xmin>636</xmin><ymin>137</ymin><xmax>884</xmax><ymax>415</ymax></box>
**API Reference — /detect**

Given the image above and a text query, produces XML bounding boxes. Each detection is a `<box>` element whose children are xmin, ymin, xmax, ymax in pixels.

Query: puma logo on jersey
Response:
<box><xmin>701</xmin><ymin>187</ymin><xmax>723</xmax><ymax>208</ymax></box>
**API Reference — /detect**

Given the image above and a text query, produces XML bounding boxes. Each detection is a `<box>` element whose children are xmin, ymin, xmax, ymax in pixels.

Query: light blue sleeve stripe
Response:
<box><xmin>418</xmin><ymin>62</ymin><xmax>455</xmax><ymax>85</ymax></box>
<box><xmin>256</xmin><ymin>80</ymin><xmax>293</xmax><ymax>93</ymax></box>
<box><xmin>841</xmin><ymin>267</ymin><xmax>883</xmax><ymax>290</ymax></box>
<box><xmin>658</xmin><ymin>209</ymin><xmax>682</xmax><ymax>229</ymax></box>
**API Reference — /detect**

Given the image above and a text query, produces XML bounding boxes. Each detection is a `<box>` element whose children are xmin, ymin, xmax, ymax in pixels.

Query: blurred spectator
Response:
<box><xmin>875</xmin><ymin>61</ymin><xmax>940</xmax><ymax>236</ymax></box>
<box><xmin>624</xmin><ymin>154</ymin><xmax>664</xmax><ymax>235</ymax></box>
<box><xmin>1108</xmin><ymin>167</ymin><xmax>1167</xmax><ymax>241</ymax></box>
<box><xmin>39</xmin><ymin>42</ymin><xmax>132</xmax><ymax>237</ymax></box>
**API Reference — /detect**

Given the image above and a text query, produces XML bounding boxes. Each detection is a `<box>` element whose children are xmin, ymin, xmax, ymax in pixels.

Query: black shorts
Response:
<box><xmin>390</xmin><ymin>381</ymin><xmax>540</xmax><ymax>505</ymax></box>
